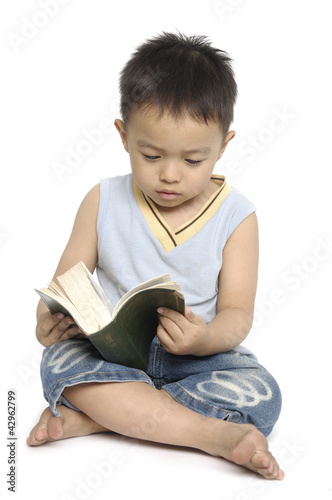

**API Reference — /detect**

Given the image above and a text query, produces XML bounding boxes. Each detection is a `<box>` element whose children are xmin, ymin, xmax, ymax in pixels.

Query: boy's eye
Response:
<box><xmin>142</xmin><ymin>154</ymin><xmax>202</xmax><ymax>165</ymax></box>
<box><xmin>185</xmin><ymin>159</ymin><xmax>202</xmax><ymax>165</ymax></box>
<box><xmin>143</xmin><ymin>154</ymin><xmax>160</xmax><ymax>160</ymax></box>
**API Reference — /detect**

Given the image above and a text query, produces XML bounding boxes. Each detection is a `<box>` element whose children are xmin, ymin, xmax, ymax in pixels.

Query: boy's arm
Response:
<box><xmin>157</xmin><ymin>212</ymin><xmax>259</xmax><ymax>355</ymax></box>
<box><xmin>205</xmin><ymin>211</ymin><xmax>259</xmax><ymax>353</ymax></box>
<box><xmin>36</xmin><ymin>184</ymin><xmax>100</xmax><ymax>347</ymax></box>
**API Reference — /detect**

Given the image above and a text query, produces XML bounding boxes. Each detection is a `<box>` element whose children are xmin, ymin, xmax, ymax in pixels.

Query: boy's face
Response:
<box><xmin>115</xmin><ymin>108</ymin><xmax>234</xmax><ymax>212</ymax></box>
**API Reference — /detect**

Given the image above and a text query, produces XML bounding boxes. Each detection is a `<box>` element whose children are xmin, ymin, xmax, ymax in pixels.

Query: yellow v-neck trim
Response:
<box><xmin>133</xmin><ymin>176</ymin><xmax>232</xmax><ymax>253</ymax></box>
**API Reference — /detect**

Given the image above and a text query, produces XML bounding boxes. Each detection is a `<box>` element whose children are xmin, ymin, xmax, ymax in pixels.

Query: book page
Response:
<box><xmin>112</xmin><ymin>274</ymin><xmax>181</xmax><ymax>317</ymax></box>
<box><xmin>56</xmin><ymin>262</ymin><xmax>112</xmax><ymax>333</ymax></box>
<box><xmin>85</xmin><ymin>267</ymin><xmax>114</xmax><ymax>315</ymax></box>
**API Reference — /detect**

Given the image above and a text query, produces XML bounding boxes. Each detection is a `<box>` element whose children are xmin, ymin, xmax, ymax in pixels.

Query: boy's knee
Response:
<box><xmin>251</xmin><ymin>370</ymin><xmax>282</xmax><ymax>437</ymax></box>
<box><xmin>40</xmin><ymin>339</ymin><xmax>95</xmax><ymax>393</ymax></box>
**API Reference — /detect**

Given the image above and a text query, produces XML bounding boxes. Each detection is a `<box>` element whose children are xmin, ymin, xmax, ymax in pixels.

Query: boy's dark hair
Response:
<box><xmin>119</xmin><ymin>32</ymin><xmax>238</xmax><ymax>134</ymax></box>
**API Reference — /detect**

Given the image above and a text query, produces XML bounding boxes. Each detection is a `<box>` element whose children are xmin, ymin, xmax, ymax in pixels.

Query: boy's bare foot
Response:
<box><xmin>206</xmin><ymin>420</ymin><xmax>284</xmax><ymax>480</ymax></box>
<box><xmin>26</xmin><ymin>406</ymin><xmax>107</xmax><ymax>446</ymax></box>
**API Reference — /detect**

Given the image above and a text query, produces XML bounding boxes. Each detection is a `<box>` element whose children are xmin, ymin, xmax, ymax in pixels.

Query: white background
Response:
<box><xmin>1</xmin><ymin>1</ymin><xmax>331</xmax><ymax>499</ymax></box>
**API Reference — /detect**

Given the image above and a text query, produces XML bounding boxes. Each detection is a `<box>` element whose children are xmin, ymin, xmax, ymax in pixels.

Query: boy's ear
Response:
<box><xmin>217</xmin><ymin>130</ymin><xmax>235</xmax><ymax>160</ymax></box>
<box><xmin>114</xmin><ymin>119</ymin><xmax>129</xmax><ymax>152</ymax></box>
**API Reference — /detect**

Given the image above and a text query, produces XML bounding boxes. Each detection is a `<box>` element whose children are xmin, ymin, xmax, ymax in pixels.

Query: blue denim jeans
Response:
<box><xmin>41</xmin><ymin>337</ymin><xmax>282</xmax><ymax>437</ymax></box>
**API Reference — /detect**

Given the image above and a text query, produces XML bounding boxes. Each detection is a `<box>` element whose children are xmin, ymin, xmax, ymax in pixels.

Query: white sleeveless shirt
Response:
<box><xmin>96</xmin><ymin>173</ymin><xmax>255</xmax><ymax>327</ymax></box>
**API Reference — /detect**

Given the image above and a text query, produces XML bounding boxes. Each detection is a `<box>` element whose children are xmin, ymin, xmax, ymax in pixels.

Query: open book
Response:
<box><xmin>35</xmin><ymin>261</ymin><xmax>185</xmax><ymax>370</ymax></box>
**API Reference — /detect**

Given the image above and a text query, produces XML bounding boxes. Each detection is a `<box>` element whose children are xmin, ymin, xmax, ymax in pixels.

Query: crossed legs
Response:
<box><xmin>27</xmin><ymin>381</ymin><xmax>284</xmax><ymax>480</ymax></box>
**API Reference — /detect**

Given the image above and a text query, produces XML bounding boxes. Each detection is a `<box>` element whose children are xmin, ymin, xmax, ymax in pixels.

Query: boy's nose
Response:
<box><xmin>159</xmin><ymin>161</ymin><xmax>180</xmax><ymax>183</ymax></box>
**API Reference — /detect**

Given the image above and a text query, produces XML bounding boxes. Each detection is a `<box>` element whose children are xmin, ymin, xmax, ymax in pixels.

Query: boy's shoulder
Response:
<box><xmin>99</xmin><ymin>173</ymin><xmax>133</xmax><ymax>202</ymax></box>
<box><xmin>98</xmin><ymin>174</ymin><xmax>133</xmax><ymax>212</ymax></box>
<box><xmin>99</xmin><ymin>173</ymin><xmax>132</xmax><ymax>189</ymax></box>
<box><xmin>100</xmin><ymin>172</ymin><xmax>132</xmax><ymax>181</ymax></box>
<box><xmin>81</xmin><ymin>182</ymin><xmax>100</xmax><ymax>206</ymax></box>
<box><xmin>219</xmin><ymin>183</ymin><xmax>256</xmax><ymax>239</ymax></box>
<box><xmin>225</xmin><ymin>185</ymin><xmax>255</xmax><ymax>208</ymax></box>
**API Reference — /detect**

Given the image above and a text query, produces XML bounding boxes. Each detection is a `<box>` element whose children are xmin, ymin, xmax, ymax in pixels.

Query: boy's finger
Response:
<box><xmin>156</xmin><ymin>322</ymin><xmax>175</xmax><ymax>348</ymax></box>
<box><xmin>38</xmin><ymin>315</ymin><xmax>61</xmax><ymax>338</ymax></box>
<box><xmin>61</xmin><ymin>326</ymin><xmax>84</xmax><ymax>340</ymax></box>
<box><xmin>54</xmin><ymin>312</ymin><xmax>65</xmax><ymax>321</ymax></box>
<box><xmin>184</xmin><ymin>306</ymin><xmax>194</xmax><ymax>320</ymax></box>
<box><xmin>157</xmin><ymin>307</ymin><xmax>186</xmax><ymax>327</ymax></box>
<box><xmin>158</xmin><ymin>314</ymin><xmax>183</xmax><ymax>338</ymax></box>
<box><xmin>41</xmin><ymin>313</ymin><xmax>70</xmax><ymax>333</ymax></box>
<box><xmin>50</xmin><ymin>316</ymin><xmax>76</xmax><ymax>340</ymax></box>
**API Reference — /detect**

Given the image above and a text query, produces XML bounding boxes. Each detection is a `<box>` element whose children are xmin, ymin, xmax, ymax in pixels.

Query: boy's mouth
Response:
<box><xmin>157</xmin><ymin>190</ymin><xmax>180</xmax><ymax>201</ymax></box>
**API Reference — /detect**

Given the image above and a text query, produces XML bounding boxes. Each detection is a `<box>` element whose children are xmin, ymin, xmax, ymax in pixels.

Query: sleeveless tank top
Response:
<box><xmin>96</xmin><ymin>173</ymin><xmax>255</xmax><ymax>326</ymax></box>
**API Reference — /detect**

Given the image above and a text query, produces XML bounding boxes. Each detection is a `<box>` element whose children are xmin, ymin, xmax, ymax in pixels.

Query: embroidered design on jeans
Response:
<box><xmin>196</xmin><ymin>371</ymin><xmax>272</xmax><ymax>408</ymax></box>
<box><xmin>47</xmin><ymin>341</ymin><xmax>105</xmax><ymax>374</ymax></box>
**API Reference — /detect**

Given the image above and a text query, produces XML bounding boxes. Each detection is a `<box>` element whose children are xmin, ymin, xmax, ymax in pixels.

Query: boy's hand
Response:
<box><xmin>36</xmin><ymin>311</ymin><xmax>85</xmax><ymax>347</ymax></box>
<box><xmin>156</xmin><ymin>306</ymin><xmax>210</xmax><ymax>356</ymax></box>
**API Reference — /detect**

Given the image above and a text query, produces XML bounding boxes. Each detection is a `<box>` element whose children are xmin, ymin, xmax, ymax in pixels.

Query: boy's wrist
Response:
<box><xmin>191</xmin><ymin>324</ymin><xmax>214</xmax><ymax>356</ymax></box>
<box><xmin>201</xmin><ymin>308</ymin><xmax>252</xmax><ymax>355</ymax></box>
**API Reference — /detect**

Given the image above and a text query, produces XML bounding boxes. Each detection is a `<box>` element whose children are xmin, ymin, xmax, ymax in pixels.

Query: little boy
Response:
<box><xmin>27</xmin><ymin>32</ymin><xmax>284</xmax><ymax>480</ymax></box>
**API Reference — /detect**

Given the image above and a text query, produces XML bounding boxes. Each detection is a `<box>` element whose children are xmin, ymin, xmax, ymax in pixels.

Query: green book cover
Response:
<box><xmin>88</xmin><ymin>288</ymin><xmax>185</xmax><ymax>370</ymax></box>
